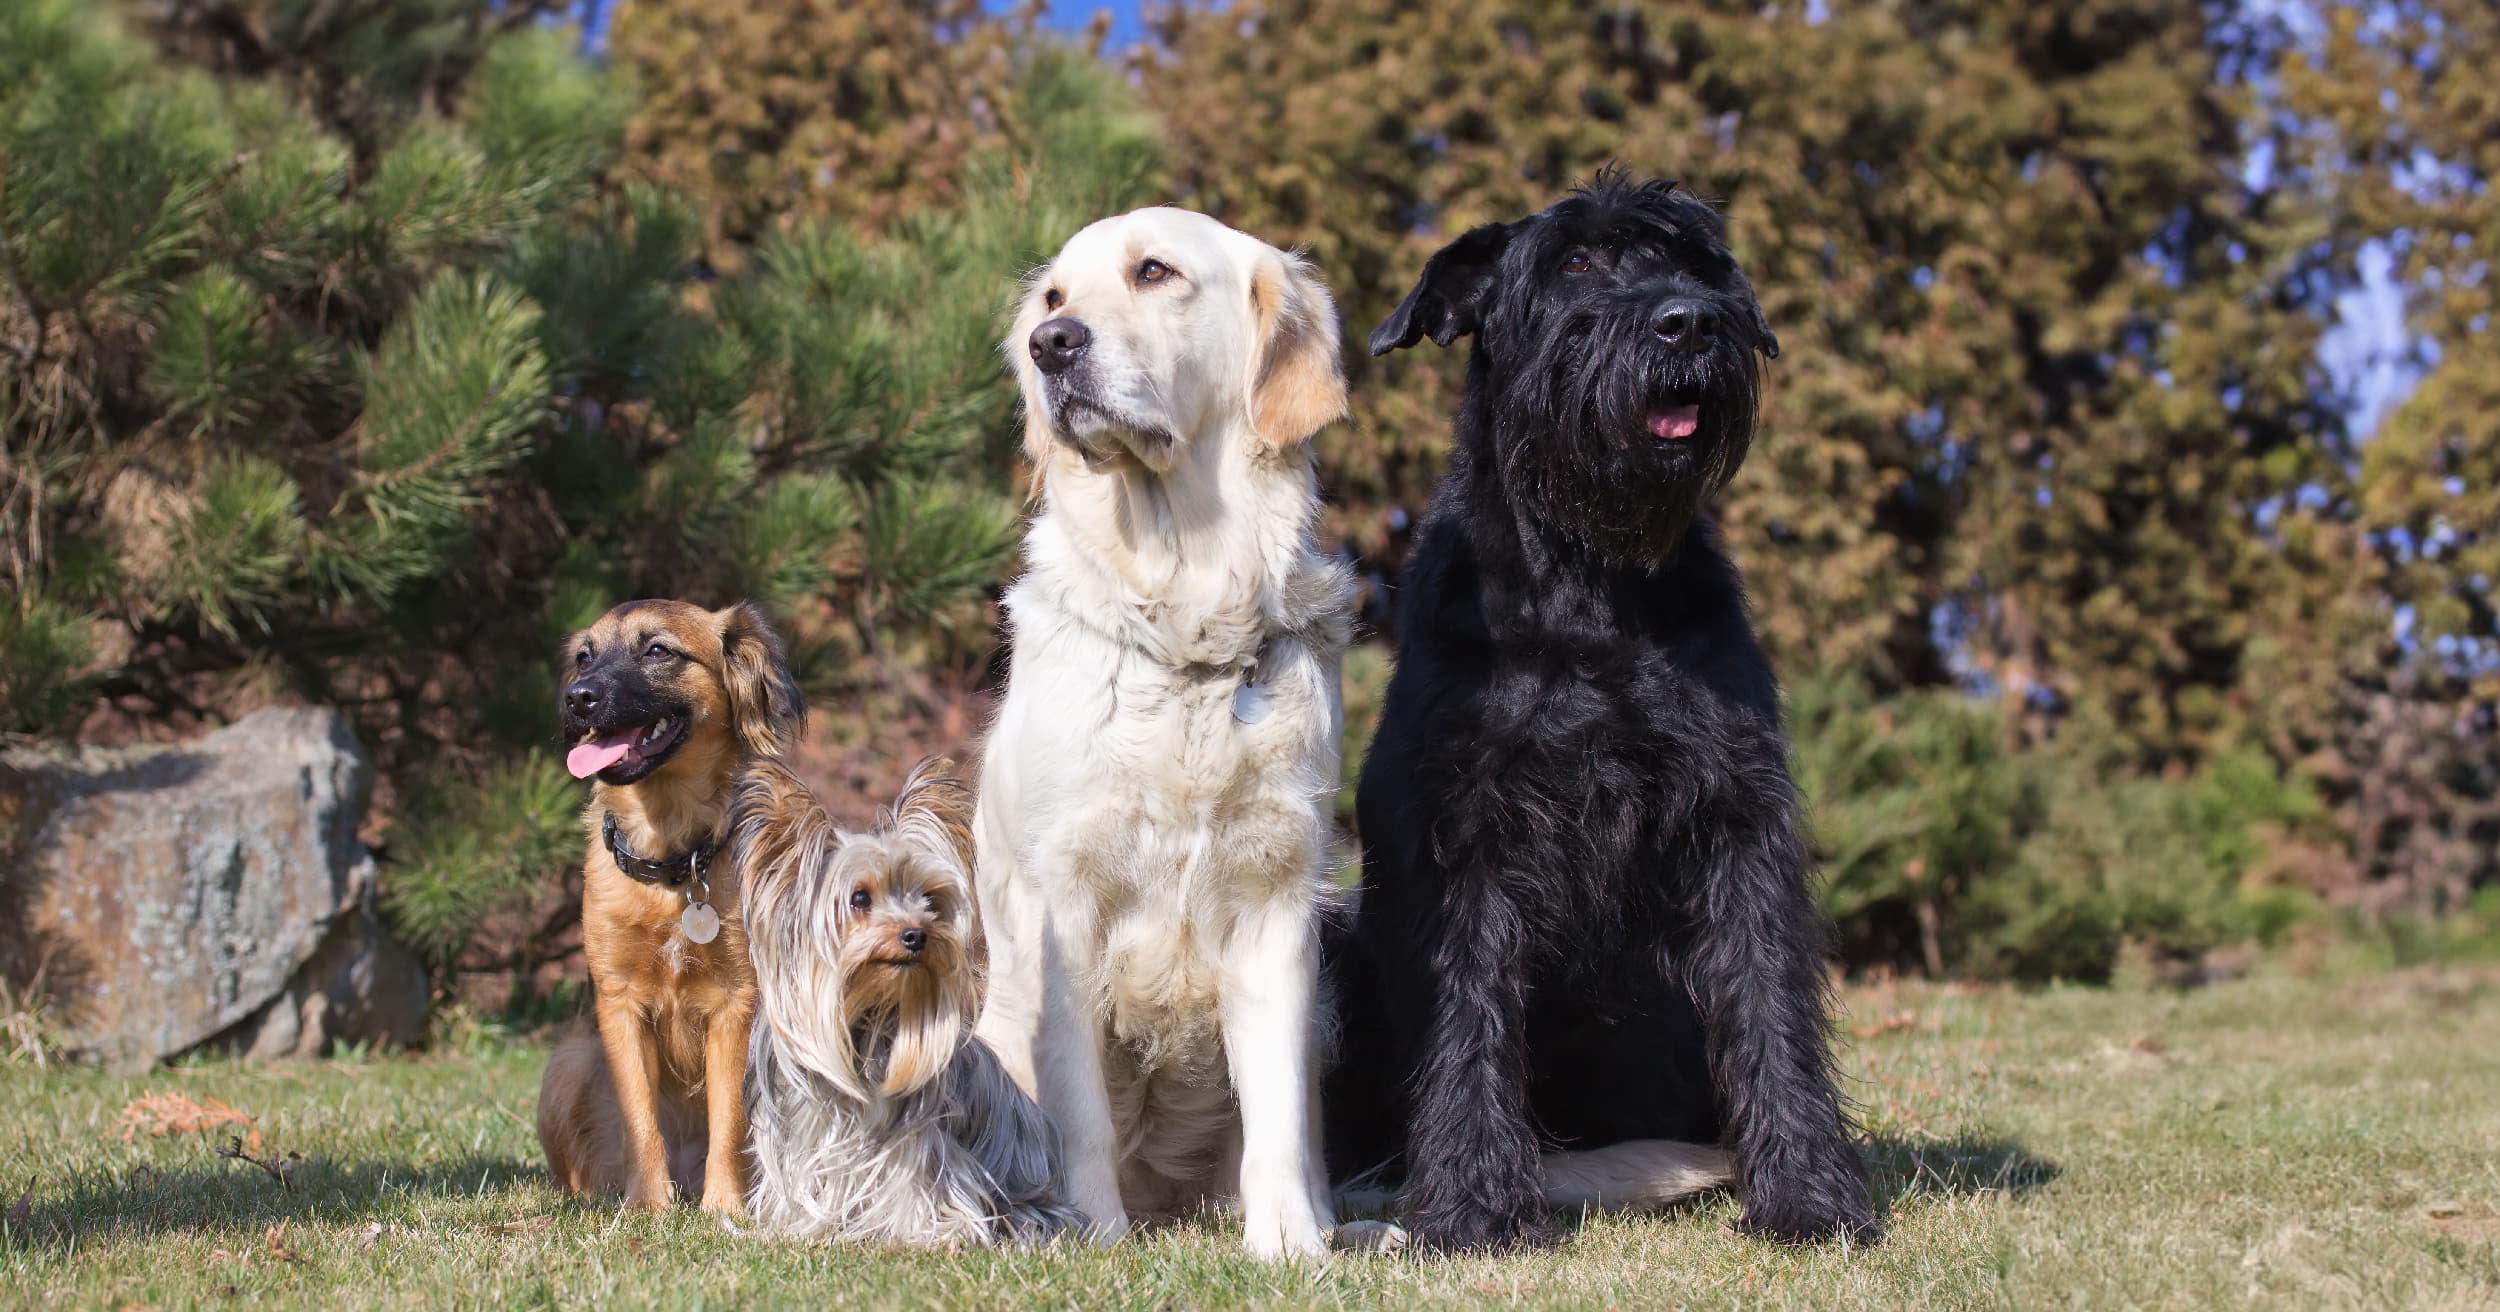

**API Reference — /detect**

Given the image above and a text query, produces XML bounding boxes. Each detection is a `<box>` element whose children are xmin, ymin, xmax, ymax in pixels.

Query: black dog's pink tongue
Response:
<box><xmin>1647</xmin><ymin>405</ymin><xmax>1701</xmax><ymax>440</ymax></box>
<box><xmin>567</xmin><ymin>733</ymin><xmax>635</xmax><ymax>779</ymax></box>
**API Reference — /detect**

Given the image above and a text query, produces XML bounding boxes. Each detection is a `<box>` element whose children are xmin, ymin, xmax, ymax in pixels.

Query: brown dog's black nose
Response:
<box><xmin>1653</xmin><ymin>300</ymin><xmax>1718</xmax><ymax>353</ymax></box>
<box><xmin>897</xmin><ymin>927</ymin><xmax>927</xmax><ymax>954</ymax></box>
<box><xmin>1029</xmin><ymin>317</ymin><xmax>1091</xmax><ymax>375</ymax></box>
<box><xmin>565</xmin><ymin>681</ymin><xmax>602</xmax><ymax>717</ymax></box>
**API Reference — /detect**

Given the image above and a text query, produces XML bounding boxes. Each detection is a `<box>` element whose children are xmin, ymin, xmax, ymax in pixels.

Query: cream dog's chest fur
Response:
<box><xmin>990</xmin><ymin>569</ymin><xmax>1343</xmax><ymax>1053</ymax></box>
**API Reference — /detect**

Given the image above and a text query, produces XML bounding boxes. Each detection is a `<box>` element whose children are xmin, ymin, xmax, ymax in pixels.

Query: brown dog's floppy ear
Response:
<box><xmin>1247</xmin><ymin>249</ymin><xmax>1348</xmax><ymax>447</ymax></box>
<box><xmin>715</xmin><ymin>601</ymin><xmax>805</xmax><ymax>758</ymax></box>
<box><xmin>891</xmin><ymin>755</ymin><xmax>975</xmax><ymax>875</ymax></box>
<box><xmin>1369</xmin><ymin>221</ymin><xmax>1513</xmax><ymax>356</ymax></box>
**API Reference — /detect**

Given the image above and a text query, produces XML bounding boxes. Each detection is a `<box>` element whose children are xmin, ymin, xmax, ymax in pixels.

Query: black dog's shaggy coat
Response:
<box><xmin>1325</xmin><ymin>172</ymin><xmax>1876</xmax><ymax>1250</ymax></box>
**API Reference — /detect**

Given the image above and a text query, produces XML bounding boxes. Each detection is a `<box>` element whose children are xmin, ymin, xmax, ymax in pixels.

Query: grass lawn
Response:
<box><xmin>3</xmin><ymin>969</ymin><xmax>2497</xmax><ymax>1310</ymax></box>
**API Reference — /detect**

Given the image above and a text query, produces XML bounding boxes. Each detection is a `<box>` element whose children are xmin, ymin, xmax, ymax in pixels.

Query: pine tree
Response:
<box><xmin>1</xmin><ymin>2</ymin><xmax>1158</xmax><ymax>995</ymax></box>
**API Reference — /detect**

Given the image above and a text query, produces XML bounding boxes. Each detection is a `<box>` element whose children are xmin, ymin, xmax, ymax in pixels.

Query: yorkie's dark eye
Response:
<box><xmin>1136</xmin><ymin>258</ymin><xmax>1174</xmax><ymax>285</ymax></box>
<box><xmin>848</xmin><ymin>887</ymin><xmax>871</xmax><ymax>913</ymax></box>
<box><xmin>1562</xmin><ymin>250</ymin><xmax>1595</xmax><ymax>275</ymax></box>
<box><xmin>1043</xmin><ymin>288</ymin><xmax>1064</xmax><ymax>311</ymax></box>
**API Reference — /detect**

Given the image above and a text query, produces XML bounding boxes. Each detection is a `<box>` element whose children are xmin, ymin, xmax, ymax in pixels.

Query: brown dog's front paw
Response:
<box><xmin>699</xmin><ymin>1187</ymin><xmax>746</xmax><ymax>1220</ymax></box>
<box><xmin>623</xmin><ymin>1175</ymin><xmax>674</xmax><ymax>1212</ymax></box>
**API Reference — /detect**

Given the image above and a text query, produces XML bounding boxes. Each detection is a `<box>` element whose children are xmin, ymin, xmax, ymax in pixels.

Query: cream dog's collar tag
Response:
<box><xmin>1232</xmin><ymin>638</ymin><xmax>1275</xmax><ymax>725</ymax></box>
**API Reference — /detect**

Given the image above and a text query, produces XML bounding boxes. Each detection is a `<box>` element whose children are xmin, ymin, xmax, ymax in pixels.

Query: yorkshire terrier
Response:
<box><xmin>733</xmin><ymin>756</ymin><xmax>1086</xmax><ymax>1246</ymax></box>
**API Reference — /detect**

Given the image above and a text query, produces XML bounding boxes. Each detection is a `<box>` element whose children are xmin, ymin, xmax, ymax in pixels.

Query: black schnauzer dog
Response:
<box><xmin>1325</xmin><ymin>172</ymin><xmax>1876</xmax><ymax>1251</ymax></box>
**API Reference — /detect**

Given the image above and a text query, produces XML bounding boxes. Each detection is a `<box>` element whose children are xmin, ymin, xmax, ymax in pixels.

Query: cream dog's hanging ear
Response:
<box><xmin>1247</xmin><ymin>249</ymin><xmax>1349</xmax><ymax>447</ymax></box>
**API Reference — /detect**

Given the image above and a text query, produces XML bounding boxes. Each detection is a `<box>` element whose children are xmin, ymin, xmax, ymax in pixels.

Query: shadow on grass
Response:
<box><xmin>6</xmin><ymin>1151</ymin><xmax>551</xmax><ymax>1249</ymax></box>
<box><xmin>1316</xmin><ymin>1133</ymin><xmax>2057</xmax><ymax>1247</ymax></box>
<box><xmin>4</xmin><ymin>1136</ymin><xmax>2058</xmax><ymax>1253</ymax></box>
<box><xmin>1868</xmin><ymin>1134</ymin><xmax>2058</xmax><ymax>1218</ymax></box>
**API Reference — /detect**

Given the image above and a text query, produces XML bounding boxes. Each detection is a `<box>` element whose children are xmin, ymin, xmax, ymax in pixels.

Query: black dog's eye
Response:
<box><xmin>849</xmin><ymin>887</ymin><xmax>872</xmax><ymax>913</ymax></box>
<box><xmin>575</xmin><ymin>648</ymin><xmax>591</xmax><ymax>668</ymax></box>
<box><xmin>1136</xmin><ymin>258</ymin><xmax>1174</xmax><ymax>285</ymax></box>
<box><xmin>1044</xmin><ymin>287</ymin><xmax>1064</xmax><ymax>311</ymax></box>
<box><xmin>643</xmin><ymin>641</ymin><xmax>674</xmax><ymax>661</ymax></box>
<box><xmin>1562</xmin><ymin>250</ymin><xmax>1595</xmax><ymax>275</ymax></box>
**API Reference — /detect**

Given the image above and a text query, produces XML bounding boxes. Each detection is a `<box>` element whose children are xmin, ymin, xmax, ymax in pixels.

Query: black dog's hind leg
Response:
<box><xmin>1682</xmin><ymin>787</ymin><xmax>1879</xmax><ymax>1243</ymax></box>
<box><xmin>1399</xmin><ymin>876</ymin><xmax>1550</xmax><ymax>1252</ymax></box>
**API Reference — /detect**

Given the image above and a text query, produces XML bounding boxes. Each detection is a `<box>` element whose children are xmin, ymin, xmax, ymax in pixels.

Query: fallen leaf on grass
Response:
<box><xmin>1850</xmin><ymin>1010</ymin><xmax>1920</xmax><ymax>1039</ymax></box>
<box><xmin>114</xmin><ymin>1094</ymin><xmax>263</xmax><ymax>1156</ymax></box>
<box><xmin>263</xmin><ymin>1222</ymin><xmax>297</xmax><ymax>1263</ymax></box>
<box><xmin>4</xmin><ymin>1179</ymin><xmax>30</xmax><ymax>1228</ymax></box>
<box><xmin>2424</xmin><ymin>1200</ymin><xmax>2465</xmax><ymax>1219</ymax></box>
<box><xmin>357</xmin><ymin>1222</ymin><xmax>383</xmax><ymax>1252</ymax></box>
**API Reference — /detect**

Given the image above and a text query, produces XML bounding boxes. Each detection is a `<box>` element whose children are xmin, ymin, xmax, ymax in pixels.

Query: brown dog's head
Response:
<box><xmin>560</xmin><ymin>600</ymin><xmax>804</xmax><ymax>787</ymax></box>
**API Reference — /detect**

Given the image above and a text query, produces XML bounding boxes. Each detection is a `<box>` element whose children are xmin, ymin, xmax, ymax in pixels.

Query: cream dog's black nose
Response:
<box><xmin>898</xmin><ymin>927</ymin><xmax>927</xmax><ymax>954</ymax></box>
<box><xmin>1030</xmin><ymin>317</ymin><xmax>1091</xmax><ymax>375</ymax></box>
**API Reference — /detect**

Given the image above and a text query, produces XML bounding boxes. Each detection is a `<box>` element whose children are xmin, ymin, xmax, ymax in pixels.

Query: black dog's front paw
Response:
<box><xmin>1404</xmin><ymin>1202</ymin><xmax>1551</xmax><ymax>1255</ymax></box>
<box><xmin>1739</xmin><ymin>1167</ymin><xmax>1880</xmax><ymax>1245</ymax></box>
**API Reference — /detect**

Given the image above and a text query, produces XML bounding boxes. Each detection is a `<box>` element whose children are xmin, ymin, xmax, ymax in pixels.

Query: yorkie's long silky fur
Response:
<box><xmin>734</xmin><ymin>756</ymin><xmax>1086</xmax><ymax>1246</ymax></box>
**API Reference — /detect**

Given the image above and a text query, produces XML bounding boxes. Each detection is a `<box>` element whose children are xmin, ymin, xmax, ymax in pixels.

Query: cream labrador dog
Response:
<box><xmin>974</xmin><ymin>207</ymin><xmax>1351</xmax><ymax>1259</ymax></box>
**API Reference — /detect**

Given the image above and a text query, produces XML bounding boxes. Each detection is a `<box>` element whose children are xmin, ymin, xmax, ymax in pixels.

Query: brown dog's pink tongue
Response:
<box><xmin>567</xmin><ymin>736</ymin><xmax>633</xmax><ymax>779</ymax></box>
<box><xmin>1647</xmin><ymin>405</ymin><xmax>1701</xmax><ymax>440</ymax></box>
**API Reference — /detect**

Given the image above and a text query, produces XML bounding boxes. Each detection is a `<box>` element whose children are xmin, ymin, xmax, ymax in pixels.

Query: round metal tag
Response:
<box><xmin>1232</xmin><ymin>681</ymin><xmax>1272</xmax><ymax>725</ymax></box>
<box><xmin>680</xmin><ymin>901</ymin><xmax>721</xmax><ymax>945</ymax></box>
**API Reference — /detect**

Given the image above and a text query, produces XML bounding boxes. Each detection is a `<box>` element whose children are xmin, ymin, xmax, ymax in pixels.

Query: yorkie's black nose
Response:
<box><xmin>1652</xmin><ymin>300</ymin><xmax>1718</xmax><ymax>354</ymax></box>
<box><xmin>897</xmin><ymin>927</ymin><xmax>927</xmax><ymax>954</ymax></box>
<box><xmin>1029</xmin><ymin>317</ymin><xmax>1091</xmax><ymax>375</ymax></box>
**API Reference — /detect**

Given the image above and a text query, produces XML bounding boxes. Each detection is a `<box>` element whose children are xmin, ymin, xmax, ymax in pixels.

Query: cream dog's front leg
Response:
<box><xmin>1222</xmin><ymin>901</ymin><xmax>1331</xmax><ymax>1259</ymax></box>
<box><xmin>1033</xmin><ymin>918</ymin><xmax>1130</xmax><ymax>1241</ymax></box>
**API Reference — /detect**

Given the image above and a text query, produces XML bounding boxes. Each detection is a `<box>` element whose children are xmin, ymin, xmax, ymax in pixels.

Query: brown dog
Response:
<box><xmin>534</xmin><ymin>599</ymin><xmax>804</xmax><ymax>1215</ymax></box>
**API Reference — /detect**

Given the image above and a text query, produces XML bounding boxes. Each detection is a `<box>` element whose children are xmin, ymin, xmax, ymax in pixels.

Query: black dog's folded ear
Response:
<box><xmin>1369</xmin><ymin>221</ymin><xmax>1513</xmax><ymax>356</ymax></box>
<box><xmin>716</xmin><ymin>600</ymin><xmax>806</xmax><ymax>758</ymax></box>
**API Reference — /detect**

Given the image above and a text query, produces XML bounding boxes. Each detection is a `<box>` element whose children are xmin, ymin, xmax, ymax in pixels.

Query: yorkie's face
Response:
<box><xmin>827</xmin><ymin>838</ymin><xmax>973</xmax><ymax>1023</ymax></box>
<box><xmin>737</xmin><ymin>757</ymin><xmax>981</xmax><ymax>1098</ymax></box>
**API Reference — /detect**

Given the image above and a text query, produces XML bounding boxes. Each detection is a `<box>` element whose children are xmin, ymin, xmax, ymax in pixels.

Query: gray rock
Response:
<box><xmin>0</xmin><ymin>706</ymin><xmax>429</xmax><ymax>1071</ymax></box>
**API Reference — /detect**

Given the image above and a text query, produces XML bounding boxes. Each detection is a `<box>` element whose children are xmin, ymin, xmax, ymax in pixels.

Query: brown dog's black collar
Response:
<box><xmin>602</xmin><ymin>812</ymin><xmax>720</xmax><ymax>891</ymax></box>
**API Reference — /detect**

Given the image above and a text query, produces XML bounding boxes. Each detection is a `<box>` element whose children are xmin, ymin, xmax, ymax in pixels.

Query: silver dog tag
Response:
<box><xmin>1232</xmin><ymin>679</ymin><xmax>1272</xmax><ymax>725</ymax></box>
<box><xmin>681</xmin><ymin>901</ymin><xmax>721</xmax><ymax>945</ymax></box>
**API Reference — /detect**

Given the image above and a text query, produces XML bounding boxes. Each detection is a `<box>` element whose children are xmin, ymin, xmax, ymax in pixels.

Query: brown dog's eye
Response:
<box><xmin>848</xmin><ymin>887</ymin><xmax>871</xmax><ymax>913</ymax></box>
<box><xmin>643</xmin><ymin>641</ymin><xmax>673</xmax><ymax>661</ymax></box>
<box><xmin>575</xmin><ymin>648</ymin><xmax>591</xmax><ymax>668</ymax></box>
<box><xmin>1043</xmin><ymin>288</ymin><xmax>1064</xmax><ymax>311</ymax></box>
<box><xmin>1562</xmin><ymin>251</ymin><xmax>1595</xmax><ymax>275</ymax></box>
<box><xmin>1136</xmin><ymin>258</ymin><xmax>1173</xmax><ymax>285</ymax></box>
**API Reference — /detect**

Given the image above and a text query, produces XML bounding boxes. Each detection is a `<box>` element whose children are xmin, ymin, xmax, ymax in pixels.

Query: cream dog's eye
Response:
<box><xmin>1136</xmin><ymin>258</ymin><xmax>1175</xmax><ymax>285</ymax></box>
<box><xmin>1044</xmin><ymin>288</ymin><xmax>1064</xmax><ymax>310</ymax></box>
<box><xmin>849</xmin><ymin>887</ymin><xmax>872</xmax><ymax>912</ymax></box>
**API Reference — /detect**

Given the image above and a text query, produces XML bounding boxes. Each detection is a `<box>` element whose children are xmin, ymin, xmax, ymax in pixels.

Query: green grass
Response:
<box><xmin>4</xmin><ymin>970</ymin><xmax>2497</xmax><ymax>1310</ymax></box>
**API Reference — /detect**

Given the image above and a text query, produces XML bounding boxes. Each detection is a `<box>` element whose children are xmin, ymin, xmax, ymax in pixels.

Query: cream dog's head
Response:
<box><xmin>1009</xmin><ymin>207</ymin><xmax>1347</xmax><ymax>474</ymax></box>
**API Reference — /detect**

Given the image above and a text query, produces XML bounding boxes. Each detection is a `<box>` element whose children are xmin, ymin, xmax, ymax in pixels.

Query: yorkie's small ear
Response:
<box><xmin>732</xmin><ymin>757</ymin><xmax>831</xmax><ymax>891</ymax></box>
<box><xmin>892</xmin><ymin>756</ymin><xmax>974</xmax><ymax>875</ymax></box>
